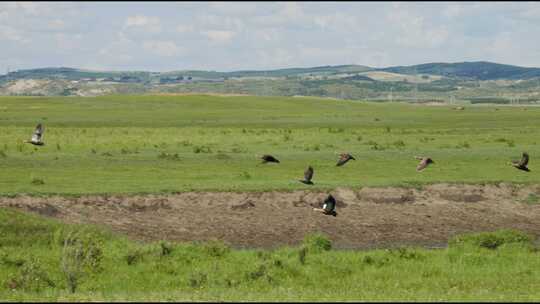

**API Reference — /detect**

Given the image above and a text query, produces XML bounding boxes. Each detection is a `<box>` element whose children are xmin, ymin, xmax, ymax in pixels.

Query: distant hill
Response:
<box><xmin>0</xmin><ymin>65</ymin><xmax>373</xmax><ymax>82</ymax></box>
<box><xmin>2</xmin><ymin>61</ymin><xmax>540</xmax><ymax>101</ymax></box>
<box><xmin>380</xmin><ymin>61</ymin><xmax>540</xmax><ymax>80</ymax></box>
<box><xmin>0</xmin><ymin>67</ymin><xmax>151</xmax><ymax>81</ymax></box>
<box><xmin>3</xmin><ymin>62</ymin><xmax>540</xmax><ymax>82</ymax></box>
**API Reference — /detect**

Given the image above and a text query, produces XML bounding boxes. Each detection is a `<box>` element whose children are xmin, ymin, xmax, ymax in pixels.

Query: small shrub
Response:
<box><xmin>523</xmin><ymin>193</ymin><xmax>540</xmax><ymax>205</ymax></box>
<box><xmin>158</xmin><ymin>152</ymin><xmax>181</xmax><ymax>161</ymax></box>
<box><xmin>216</xmin><ymin>153</ymin><xmax>231</xmax><ymax>160</ymax></box>
<box><xmin>203</xmin><ymin>240</ymin><xmax>230</xmax><ymax>258</ymax></box>
<box><xmin>179</xmin><ymin>140</ymin><xmax>192</xmax><ymax>147</ymax></box>
<box><xmin>456</xmin><ymin>142</ymin><xmax>470</xmax><ymax>149</ymax></box>
<box><xmin>419</xmin><ymin>137</ymin><xmax>435</xmax><ymax>143</ymax></box>
<box><xmin>193</xmin><ymin>145</ymin><xmax>212</xmax><ymax>154</ymax></box>
<box><xmin>356</xmin><ymin>135</ymin><xmax>363</xmax><ymax>142</ymax></box>
<box><xmin>298</xmin><ymin>247</ymin><xmax>307</xmax><ymax>265</ymax></box>
<box><xmin>124</xmin><ymin>248</ymin><xmax>145</xmax><ymax>266</ymax></box>
<box><xmin>60</xmin><ymin>229</ymin><xmax>104</xmax><ymax>293</ymax></box>
<box><xmin>231</xmin><ymin>146</ymin><xmax>247</xmax><ymax>153</ymax></box>
<box><xmin>362</xmin><ymin>255</ymin><xmax>375</xmax><ymax>265</ymax></box>
<box><xmin>449</xmin><ymin>229</ymin><xmax>532</xmax><ymax>250</ymax></box>
<box><xmin>0</xmin><ymin>253</ymin><xmax>25</xmax><ymax>267</ymax></box>
<box><xmin>5</xmin><ymin>258</ymin><xmax>55</xmax><ymax>291</ymax></box>
<box><xmin>302</xmin><ymin>232</ymin><xmax>332</xmax><ymax>253</ymax></box>
<box><xmin>272</xmin><ymin>258</ymin><xmax>283</xmax><ymax>268</ymax></box>
<box><xmin>385</xmin><ymin>126</ymin><xmax>391</xmax><ymax>133</ymax></box>
<box><xmin>246</xmin><ymin>264</ymin><xmax>267</xmax><ymax>281</ymax></box>
<box><xmin>159</xmin><ymin>241</ymin><xmax>173</xmax><ymax>256</ymax></box>
<box><xmin>393</xmin><ymin>140</ymin><xmax>406</xmax><ymax>148</ymax></box>
<box><xmin>56</xmin><ymin>143</ymin><xmax>61</xmax><ymax>151</ymax></box>
<box><xmin>389</xmin><ymin>247</ymin><xmax>424</xmax><ymax>260</ymax></box>
<box><xmin>31</xmin><ymin>178</ymin><xmax>45</xmax><ymax>186</ymax></box>
<box><xmin>328</xmin><ymin>127</ymin><xmax>345</xmax><ymax>133</ymax></box>
<box><xmin>0</xmin><ymin>150</ymin><xmax>7</xmax><ymax>158</ymax></box>
<box><xmin>240</xmin><ymin>171</ymin><xmax>251</xmax><ymax>179</ymax></box>
<box><xmin>375</xmin><ymin>256</ymin><xmax>391</xmax><ymax>267</ymax></box>
<box><xmin>304</xmin><ymin>144</ymin><xmax>320</xmax><ymax>151</ymax></box>
<box><xmin>361</xmin><ymin>255</ymin><xmax>391</xmax><ymax>267</ymax></box>
<box><xmin>189</xmin><ymin>272</ymin><xmax>207</xmax><ymax>288</ymax></box>
<box><xmin>370</xmin><ymin>143</ymin><xmax>386</xmax><ymax>151</ymax></box>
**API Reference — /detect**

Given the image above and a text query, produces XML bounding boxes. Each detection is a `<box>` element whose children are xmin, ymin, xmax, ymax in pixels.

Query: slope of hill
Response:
<box><xmin>381</xmin><ymin>61</ymin><xmax>540</xmax><ymax>80</ymax></box>
<box><xmin>1</xmin><ymin>62</ymin><xmax>540</xmax><ymax>102</ymax></box>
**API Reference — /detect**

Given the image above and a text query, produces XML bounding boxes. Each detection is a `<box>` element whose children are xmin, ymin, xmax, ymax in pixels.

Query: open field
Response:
<box><xmin>1</xmin><ymin>208</ymin><xmax>539</xmax><ymax>301</ymax></box>
<box><xmin>1</xmin><ymin>94</ymin><xmax>540</xmax><ymax>301</ymax></box>
<box><xmin>0</xmin><ymin>94</ymin><xmax>540</xmax><ymax>195</ymax></box>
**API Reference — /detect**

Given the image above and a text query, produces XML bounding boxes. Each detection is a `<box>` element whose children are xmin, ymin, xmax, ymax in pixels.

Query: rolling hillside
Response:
<box><xmin>381</xmin><ymin>61</ymin><xmax>540</xmax><ymax>80</ymax></box>
<box><xmin>1</xmin><ymin>62</ymin><xmax>540</xmax><ymax>101</ymax></box>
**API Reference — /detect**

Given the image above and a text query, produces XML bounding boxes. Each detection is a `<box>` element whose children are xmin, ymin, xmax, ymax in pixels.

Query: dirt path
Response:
<box><xmin>1</xmin><ymin>183</ymin><xmax>540</xmax><ymax>249</ymax></box>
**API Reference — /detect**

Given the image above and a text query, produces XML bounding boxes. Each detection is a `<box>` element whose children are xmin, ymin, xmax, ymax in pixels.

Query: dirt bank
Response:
<box><xmin>1</xmin><ymin>183</ymin><xmax>540</xmax><ymax>249</ymax></box>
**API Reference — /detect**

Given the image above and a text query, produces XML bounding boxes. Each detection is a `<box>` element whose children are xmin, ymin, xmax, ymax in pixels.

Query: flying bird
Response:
<box><xmin>261</xmin><ymin>154</ymin><xmax>280</xmax><ymax>164</ymax></box>
<box><xmin>25</xmin><ymin>123</ymin><xmax>45</xmax><ymax>146</ymax></box>
<box><xmin>510</xmin><ymin>152</ymin><xmax>530</xmax><ymax>172</ymax></box>
<box><xmin>313</xmin><ymin>194</ymin><xmax>337</xmax><ymax>217</ymax></box>
<box><xmin>415</xmin><ymin>156</ymin><xmax>434</xmax><ymax>171</ymax></box>
<box><xmin>336</xmin><ymin>153</ymin><xmax>355</xmax><ymax>166</ymax></box>
<box><xmin>300</xmin><ymin>166</ymin><xmax>314</xmax><ymax>185</ymax></box>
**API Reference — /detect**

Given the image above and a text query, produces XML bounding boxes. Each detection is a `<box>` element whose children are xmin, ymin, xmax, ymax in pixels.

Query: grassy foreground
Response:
<box><xmin>0</xmin><ymin>208</ymin><xmax>539</xmax><ymax>301</ymax></box>
<box><xmin>0</xmin><ymin>94</ymin><xmax>539</xmax><ymax>195</ymax></box>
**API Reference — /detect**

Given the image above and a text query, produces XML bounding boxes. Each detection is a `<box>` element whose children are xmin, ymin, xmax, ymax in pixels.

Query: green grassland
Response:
<box><xmin>0</xmin><ymin>94</ymin><xmax>539</xmax><ymax>195</ymax></box>
<box><xmin>1</xmin><ymin>208</ymin><xmax>539</xmax><ymax>301</ymax></box>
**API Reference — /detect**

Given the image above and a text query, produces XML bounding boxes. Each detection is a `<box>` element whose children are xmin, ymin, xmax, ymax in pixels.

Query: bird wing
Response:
<box><xmin>323</xmin><ymin>196</ymin><xmax>336</xmax><ymax>212</ymax></box>
<box><xmin>304</xmin><ymin>167</ymin><xmax>313</xmax><ymax>182</ymax></box>
<box><xmin>32</xmin><ymin>124</ymin><xmax>43</xmax><ymax>142</ymax></box>
<box><xmin>416</xmin><ymin>158</ymin><xmax>428</xmax><ymax>171</ymax></box>
<box><xmin>336</xmin><ymin>154</ymin><xmax>349</xmax><ymax>166</ymax></box>
<box><xmin>519</xmin><ymin>153</ymin><xmax>529</xmax><ymax>167</ymax></box>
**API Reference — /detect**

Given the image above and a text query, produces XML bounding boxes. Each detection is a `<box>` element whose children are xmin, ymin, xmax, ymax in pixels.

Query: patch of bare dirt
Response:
<box><xmin>1</xmin><ymin>183</ymin><xmax>540</xmax><ymax>249</ymax></box>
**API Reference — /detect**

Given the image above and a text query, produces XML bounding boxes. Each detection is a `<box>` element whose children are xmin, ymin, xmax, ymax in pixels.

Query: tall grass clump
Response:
<box><xmin>449</xmin><ymin>229</ymin><xmax>532</xmax><ymax>250</ymax></box>
<box><xmin>302</xmin><ymin>232</ymin><xmax>332</xmax><ymax>253</ymax></box>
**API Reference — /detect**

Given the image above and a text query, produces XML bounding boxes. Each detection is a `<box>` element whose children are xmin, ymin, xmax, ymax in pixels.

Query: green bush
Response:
<box><xmin>202</xmin><ymin>240</ymin><xmax>231</xmax><ymax>258</ymax></box>
<box><xmin>449</xmin><ymin>229</ymin><xmax>532</xmax><ymax>250</ymax></box>
<box><xmin>302</xmin><ymin>232</ymin><xmax>332</xmax><ymax>253</ymax></box>
<box><xmin>5</xmin><ymin>257</ymin><xmax>55</xmax><ymax>292</ymax></box>
<box><xmin>31</xmin><ymin>178</ymin><xmax>45</xmax><ymax>186</ymax></box>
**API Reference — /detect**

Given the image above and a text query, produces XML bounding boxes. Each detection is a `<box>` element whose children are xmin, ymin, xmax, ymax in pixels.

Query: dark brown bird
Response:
<box><xmin>261</xmin><ymin>154</ymin><xmax>280</xmax><ymax>164</ymax></box>
<box><xmin>510</xmin><ymin>152</ymin><xmax>530</xmax><ymax>172</ymax></box>
<box><xmin>300</xmin><ymin>166</ymin><xmax>314</xmax><ymax>185</ymax></box>
<box><xmin>313</xmin><ymin>194</ymin><xmax>337</xmax><ymax>217</ymax></box>
<box><xmin>336</xmin><ymin>153</ymin><xmax>355</xmax><ymax>166</ymax></box>
<box><xmin>416</xmin><ymin>156</ymin><xmax>434</xmax><ymax>171</ymax></box>
<box><xmin>24</xmin><ymin>123</ymin><xmax>45</xmax><ymax>146</ymax></box>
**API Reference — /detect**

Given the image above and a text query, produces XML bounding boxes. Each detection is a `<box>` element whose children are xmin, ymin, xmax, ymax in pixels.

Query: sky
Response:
<box><xmin>1</xmin><ymin>1</ymin><xmax>540</xmax><ymax>73</ymax></box>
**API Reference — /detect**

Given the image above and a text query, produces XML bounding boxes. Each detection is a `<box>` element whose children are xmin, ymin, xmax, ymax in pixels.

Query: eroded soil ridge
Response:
<box><xmin>1</xmin><ymin>183</ymin><xmax>539</xmax><ymax>249</ymax></box>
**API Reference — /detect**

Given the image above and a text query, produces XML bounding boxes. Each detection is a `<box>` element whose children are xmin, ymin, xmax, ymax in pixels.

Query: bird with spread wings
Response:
<box><xmin>25</xmin><ymin>123</ymin><xmax>45</xmax><ymax>146</ymax></box>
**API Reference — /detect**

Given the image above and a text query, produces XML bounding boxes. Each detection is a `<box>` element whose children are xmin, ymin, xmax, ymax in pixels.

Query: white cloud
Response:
<box><xmin>208</xmin><ymin>2</ymin><xmax>259</xmax><ymax>16</ymax></box>
<box><xmin>176</xmin><ymin>24</ymin><xmax>194</xmax><ymax>33</ymax></box>
<box><xmin>143</xmin><ymin>40</ymin><xmax>185</xmax><ymax>57</ymax></box>
<box><xmin>124</xmin><ymin>15</ymin><xmax>161</xmax><ymax>33</ymax></box>
<box><xmin>0</xmin><ymin>25</ymin><xmax>29</xmax><ymax>43</ymax></box>
<box><xmin>442</xmin><ymin>3</ymin><xmax>464</xmax><ymax>19</ymax></box>
<box><xmin>48</xmin><ymin>19</ymin><xmax>65</xmax><ymax>30</ymax></box>
<box><xmin>387</xmin><ymin>8</ymin><xmax>449</xmax><ymax>48</ymax></box>
<box><xmin>3</xmin><ymin>2</ymin><xmax>540</xmax><ymax>73</ymax></box>
<box><xmin>201</xmin><ymin>30</ymin><xmax>236</xmax><ymax>44</ymax></box>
